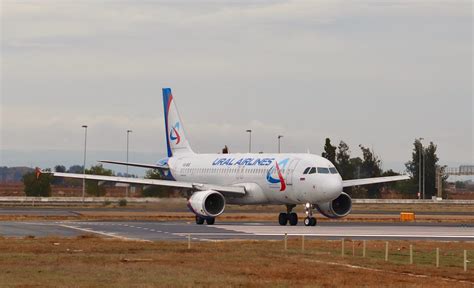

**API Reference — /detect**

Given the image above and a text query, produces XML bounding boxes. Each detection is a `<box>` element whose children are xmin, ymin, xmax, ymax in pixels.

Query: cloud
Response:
<box><xmin>1</xmin><ymin>0</ymin><xmax>472</xmax><ymax>168</ymax></box>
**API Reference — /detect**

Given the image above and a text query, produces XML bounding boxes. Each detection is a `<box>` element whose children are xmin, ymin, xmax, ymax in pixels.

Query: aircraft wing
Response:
<box><xmin>52</xmin><ymin>172</ymin><xmax>246</xmax><ymax>196</ymax></box>
<box><xmin>342</xmin><ymin>175</ymin><xmax>410</xmax><ymax>187</ymax></box>
<box><xmin>99</xmin><ymin>160</ymin><xmax>168</xmax><ymax>170</ymax></box>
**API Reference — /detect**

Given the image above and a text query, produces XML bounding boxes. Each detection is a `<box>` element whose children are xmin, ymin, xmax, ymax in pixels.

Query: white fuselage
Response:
<box><xmin>167</xmin><ymin>153</ymin><xmax>343</xmax><ymax>206</ymax></box>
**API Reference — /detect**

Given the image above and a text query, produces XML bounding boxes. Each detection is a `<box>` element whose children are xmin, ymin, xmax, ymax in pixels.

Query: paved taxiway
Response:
<box><xmin>0</xmin><ymin>221</ymin><xmax>472</xmax><ymax>242</ymax></box>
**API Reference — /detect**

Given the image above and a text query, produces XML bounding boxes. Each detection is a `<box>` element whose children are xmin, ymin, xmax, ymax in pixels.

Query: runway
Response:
<box><xmin>1</xmin><ymin>221</ymin><xmax>473</xmax><ymax>242</ymax></box>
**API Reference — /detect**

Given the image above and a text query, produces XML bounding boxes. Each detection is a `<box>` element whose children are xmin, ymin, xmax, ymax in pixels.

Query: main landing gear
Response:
<box><xmin>278</xmin><ymin>205</ymin><xmax>298</xmax><ymax>226</ymax></box>
<box><xmin>304</xmin><ymin>203</ymin><xmax>317</xmax><ymax>226</ymax></box>
<box><xmin>196</xmin><ymin>216</ymin><xmax>215</xmax><ymax>225</ymax></box>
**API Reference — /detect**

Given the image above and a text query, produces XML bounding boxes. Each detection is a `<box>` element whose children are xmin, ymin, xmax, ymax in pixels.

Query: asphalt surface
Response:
<box><xmin>0</xmin><ymin>220</ymin><xmax>473</xmax><ymax>242</ymax></box>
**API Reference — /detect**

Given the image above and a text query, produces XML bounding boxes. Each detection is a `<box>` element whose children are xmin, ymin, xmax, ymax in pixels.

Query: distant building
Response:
<box><xmin>459</xmin><ymin>165</ymin><xmax>474</xmax><ymax>174</ymax></box>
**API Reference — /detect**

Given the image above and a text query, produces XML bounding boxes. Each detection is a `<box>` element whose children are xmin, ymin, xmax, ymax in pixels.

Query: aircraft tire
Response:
<box><xmin>288</xmin><ymin>213</ymin><xmax>298</xmax><ymax>226</ymax></box>
<box><xmin>310</xmin><ymin>217</ymin><xmax>317</xmax><ymax>226</ymax></box>
<box><xmin>304</xmin><ymin>217</ymin><xmax>311</xmax><ymax>226</ymax></box>
<box><xmin>206</xmin><ymin>217</ymin><xmax>215</xmax><ymax>225</ymax></box>
<box><xmin>195</xmin><ymin>216</ymin><xmax>205</xmax><ymax>225</ymax></box>
<box><xmin>278</xmin><ymin>213</ymin><xmax>288</xmax><ymax>226</ymax></box>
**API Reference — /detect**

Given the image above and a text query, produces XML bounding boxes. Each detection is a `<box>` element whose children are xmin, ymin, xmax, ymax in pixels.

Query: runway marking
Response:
<box><xmin>175</xmin><ymin>233</ymin><xmax>256</xmax><ymax>236</ymax></box>
<box><xmin>59</xmin><ymin>224</ymin><xmax>151</xmax><ymax>242</ymax></box>
<box><xmin>211</xmin><ymin>225</ymin><xmax>474</xmax><ymax>240</ymax></box>
<box><xmin>175</xmin><ymin>232</ymin><xmax>474</xmax><ymax>239</ymax></box>
<box><xmin>305</xmin><ymin>258</ymin><xmax>474</xmax><ymax>286</ymax></box>
<box><xmin>21</xmin><ymin>222</ymin><xmax>59</xmax><ymax>226</ymax></box>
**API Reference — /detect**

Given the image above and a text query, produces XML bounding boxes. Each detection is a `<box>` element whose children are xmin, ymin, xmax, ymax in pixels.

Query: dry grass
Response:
<box><xmin>0</xmin><ymin>237</ymin><xmax>472</xmax><ymax>287</ymax></box>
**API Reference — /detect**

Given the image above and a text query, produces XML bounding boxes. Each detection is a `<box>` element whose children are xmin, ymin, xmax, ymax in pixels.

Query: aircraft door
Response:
<box><xmin>284</xmin><ymin>159</ymin><xmax>300</xmax><ymax>186</ymax></box>
<box><xmin>236</xmin><ymin>165</ymin><xmax>245</xmax><ymax>181</ymax></box>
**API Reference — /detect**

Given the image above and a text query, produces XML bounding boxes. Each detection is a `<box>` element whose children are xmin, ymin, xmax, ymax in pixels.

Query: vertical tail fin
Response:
<box><xmin>163</xmin><ymin>88</ymin><xmax>194</xmax><ymax>157</ymax></box>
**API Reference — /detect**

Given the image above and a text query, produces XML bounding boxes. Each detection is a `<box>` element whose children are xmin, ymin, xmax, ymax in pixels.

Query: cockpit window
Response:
<box><xmin>329</xmin><ymin>167</ymin><xmax>338</xmax><ymax>174</ymax></box>
<box><xmin>309</xmin><ymin>167</ymin><xmax>317</xmax><ymax>174</ymax></box>
<box><xmin>303</xmin><ymin>167</ymin><xmax>311</xmax><ymax>174</ymax></box>
<box><xmin>317</xmin><ymin>167</ymin><xmax>330</xmax><ymax>174</ymax></box>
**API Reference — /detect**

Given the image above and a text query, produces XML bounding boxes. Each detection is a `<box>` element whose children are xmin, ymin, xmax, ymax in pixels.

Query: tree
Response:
<box><xmin>381</xmin><ymin>169</ymin><xmax>399</xmax><ymax>189</ymax></box>
<box><xmin>455</xmin><ymin>181</ymin><xmax>466</xmax><ymax>189</ymax></box>
<box><xmin>55</xmin><ymin>165</ymin><xmax>66</xmax><ymax>173</ymax></box>
<box><xmin>350</xmin><ymin>157</ymin><xmax>363</xmax><ymax>179</ymax></box>
<box><xmin>405</xmin><ymin>139</ymin><xmax>423</xmax><ymax>196</ymax></box>
<box><xmin>52</xmin><ymin>165</ymin><xmax>67</xmax><ymax>185</ymax></box>
<box><xmin>359</xmin><ymin>145</ymin><xmax>382</xmax><ymax>198</ymax></box>
<box><xmin>141</xmin><ymin>169</ymin><xmax>172</xmax><ymax>197</ymax></box>
<box><xmin>405</xmin><ymin>140</ymin><xmax>444</xmax><ymax>199</ymax></box>
<box><xmin>424</xmin><ymin>142</ymin><xmax>443</xmax><ymax>198</ymax></box>
<box><xmin>336</xmin><ymin>141</ymin><xmax>353</xmax><ymax>180</ymax></box>
<box><xmin>321</xmin><ymin>138</ymin><xmax>336</xmax><ymax>164</ymax></box>
<box><xmin>68</xmin><ymin>165</ymin><xmax>84</xmax><ymax>174</ymax></box>
<box><xmin>23</xmin><ymin>170</ymin><xmax>53</xmax><ymax>197</ymax></box>
<box><xmin>85</xmin><ymin>164</ymin><xmax>114</xmax><ymax>196</ymax></box>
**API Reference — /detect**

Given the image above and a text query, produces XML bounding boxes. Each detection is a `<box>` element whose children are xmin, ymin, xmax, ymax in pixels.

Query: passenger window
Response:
<box><xmin>317</xmin><ymin>167</ymin><xmax>330</xmax><ymax>174</ymax></box>
<box><xmin>309</xmin><ymin>167</ymin><xmax>317</xmax><ymax>174</ymax></box>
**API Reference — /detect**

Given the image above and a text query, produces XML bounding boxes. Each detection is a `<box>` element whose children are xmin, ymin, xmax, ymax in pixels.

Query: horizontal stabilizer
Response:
<box><xmin>342</xmin><ymin>175</ymin><xmax>410</xmax><ymax>187</ymax></box>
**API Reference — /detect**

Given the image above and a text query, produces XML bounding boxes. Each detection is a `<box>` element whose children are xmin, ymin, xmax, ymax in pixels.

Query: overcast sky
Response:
<box><xmin>1</xmin><ymin>0</ymin><xmax>473</xmax><ymax>174</ymax></box>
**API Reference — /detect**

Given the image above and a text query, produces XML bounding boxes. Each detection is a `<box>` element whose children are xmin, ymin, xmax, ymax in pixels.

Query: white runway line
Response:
<box><xmin>22</xmin><ymin>222</ymin><xmax>59</xmax><ymax>226</ymax></box>
<box><xmin>305</xmin><ymin>258</ymin><xmax>474</xmax><ymax>286</ymax></box>
<box><xmin>211</xmin><ymin>225</ymin><xmax>474</xmax><ymax>239</ymax></box>
<box><xmin>59</xmin><ymin>224</ymin><xmax>151</xmax><ymax>242</ymax></box>
<box><xmin>176</xmin><ymin>232</ymin><xmax>474</xmax><ymax>239</ymax></box>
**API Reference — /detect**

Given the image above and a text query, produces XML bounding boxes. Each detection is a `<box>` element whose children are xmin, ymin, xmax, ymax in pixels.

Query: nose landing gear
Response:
<box><xmin>278</xmin><ymin>205</ymin><xmax>298</xmax><ymax>226</ymax></box>
<box><xmin>304</xmin><ymin>203</ymin><xmax>317</xmax><ymax>226</ymax></box>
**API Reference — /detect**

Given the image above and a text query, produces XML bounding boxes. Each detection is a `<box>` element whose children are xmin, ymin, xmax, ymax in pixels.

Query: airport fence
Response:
<box><xmin>281</xmin><ymin>235</ymin><xmax>472</xmax><ymax>273</ymax></box>
<box><xmin>184</xmin><ymin>234</ymin><xmax>472</xmax><ymax>273</ymax></box>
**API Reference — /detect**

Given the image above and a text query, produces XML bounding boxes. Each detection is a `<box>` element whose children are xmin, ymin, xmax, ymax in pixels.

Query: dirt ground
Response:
<box><xmin>0</xmin><ymin>236</ymin><xmax>472</xmax><ymax>288</ymax></box>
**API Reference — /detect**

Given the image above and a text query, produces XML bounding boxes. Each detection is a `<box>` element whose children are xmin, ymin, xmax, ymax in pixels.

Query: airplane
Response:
<box><xmin>50</xmin><ymin>88</ymin><xmax>409</xmax><ymax>226</ymax></box>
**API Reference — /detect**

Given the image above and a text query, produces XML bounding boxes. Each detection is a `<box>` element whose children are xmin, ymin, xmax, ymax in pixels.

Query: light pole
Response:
<box><xmin>278</xmin><ymin>135</ymin><xmax>283</xmax><ymax>153</ymax></box>
<box><xmin>418</xmin><ymin>138</ymin><xmax>424</xmax><ymax>199</ymax></box>
<box><xmin>126</xmin><ymin>130</ymin><xmax>132</xmax><ymax>198</ymax></box>
<box><xmin>246</xmin><ymin>129</ymin><xmax>252</xmax><ymax>153</ymax></box>
<box><xmin>423</xmin><ymin>148</ymin><xmax>426</xmax><ymax>200</ymax></box>
<box><xmin>82</xmin><ymin>125</ymin><xmax>88</xmax><ymax>204</ymax></box>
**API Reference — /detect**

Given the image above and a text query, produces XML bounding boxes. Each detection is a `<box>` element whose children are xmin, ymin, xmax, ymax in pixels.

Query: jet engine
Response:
<box><xmin>315</xmin><ymin>192</ymin><xmax>352</xmax><ymax>219</ymax></box>
<box><xmin>187</xmin><ymin>190</ymin><xmax>226</xmax><ymax>218</ymax></box>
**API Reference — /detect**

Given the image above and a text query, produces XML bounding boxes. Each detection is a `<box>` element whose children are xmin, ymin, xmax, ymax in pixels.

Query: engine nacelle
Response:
<box><xmin>187</xmin><ymin>190</ymin><xmax>226</xmax><ymax>218</ymax></box>
<box><xmin>315</xmin><ymin>192</ymin><xmax>352</xmax><ymax>219</ymax></box>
